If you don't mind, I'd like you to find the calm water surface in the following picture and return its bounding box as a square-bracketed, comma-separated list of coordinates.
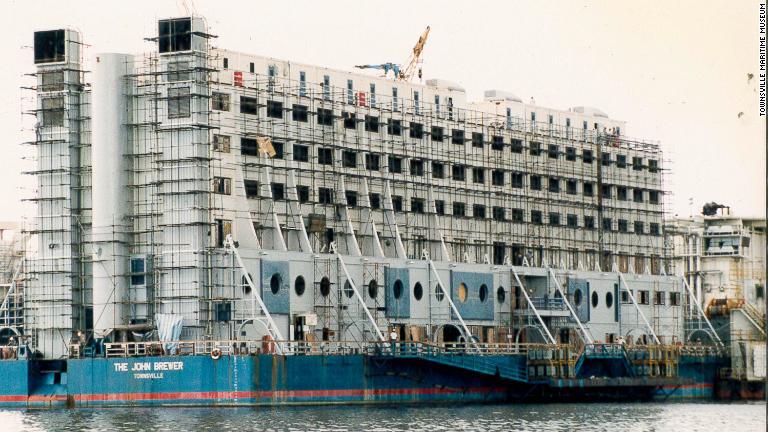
[0, 402, 765, 431]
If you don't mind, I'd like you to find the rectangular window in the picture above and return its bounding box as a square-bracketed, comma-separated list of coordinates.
[292, 104, 308, 122]
[212, 92, 230, 111]
[435, 200, 445, 215]
[271, 183, 285, 200]
[548, 177, 560, 193]
[342, 150, 357, 168]
[633, 189, 644, 203]
[511, 172, 524, 188]
[388, 119, 402, 136]
[584, 216, 595, 230]
[249, 62, 255, 73]
[639, 290, 649, 305]
[473, 204, 486, 219]
[213, 177, 231, 195]
[299, 71, 306, 97]
[214, 219, 232, 248]
[365, 153, 380, 171]
[452, 129, 465, 144]
[240, 96, 259, 115]
[392, 195, 403, 212]
[602, 218, 613, 231]
[565, 146, 576, 161]
[267, 65, 276, 92]
[583, 182, 594, 197]
[293, 144, 309, 162]
[241, 138, 259, 156]
[432, 162, 445, 179]
[168, 87, 191, 118]
[566, 179, 577, 195]
[434, 95, 440, 115]
[347, 79, 354, 104]
[531, 210, 543, 225]
[491, 170, 504, 186]
[410, 122, 425, 139]
[453, 202, 466, 217]
[649, 159, 659, 173]
[492, 206, 505, 221]
[345, 190, 358, 207]
[322, 75, 330, 100]
[548, 144, 559, 159]
[318, 147, 333, 165]
[601, 184, 612, 199]
[430, 125, 443, 141]
[616, 154, 627, 168]
[511, 208, 524, 223]
[530, 175, 542, 191]
[130, 257, 145, 286]
[343, 112, 357, 129]
[369, 193, 381, 209]
[297, 185, 310, 203]
[388, 156, 403, 173]
[649, 190, 660, 204]
[452, 165, 466, 181]
[364, 115, 379, 132]
[369, 83, 376, 107]
[414, 90, 420, 114]
[510, 138, 523, 153]
[582, 149, 594, 164]
[317, 108, 334, 126]
[633, 156, 643, 170]
[410, 159, 425, 176]
[492, 135, 505, 151]
[618, 219, 629, 233]
[634, 221, 645, 235]
[213, 134, 231, 153]
[650, 223, 661, 236]
[621, 290, 631, 304]
[670, 292, 681, 306]
[529, 141, 542, 156]
[549, 212, 561, 226]
[272, 141, 284, 159]
[318, 187, 334, 204]
[266, 100, 283, 118]
[411, 197, 425, 214]
[244, 179, 259, 198]
[567, 214, 578, 228]
[472, 132, 484, 148]
[617, 186, 628, 201]
[472, 168, 485, 184]
[392, 87, 399, 111]
[602, 152, 611, 166]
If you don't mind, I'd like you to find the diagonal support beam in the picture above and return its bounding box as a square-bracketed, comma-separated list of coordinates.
[680, 277, 725, 346]
[618, 272, 660, 345]
[546, 267, 594, 344]
[427, 259, 480, 351]
[511, 266, 556, 344]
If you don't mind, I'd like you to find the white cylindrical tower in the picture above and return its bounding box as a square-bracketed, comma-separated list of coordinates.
[91, 52, 132, 339]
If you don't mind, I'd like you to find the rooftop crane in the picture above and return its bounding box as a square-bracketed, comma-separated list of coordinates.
[354, 26, 431, 82]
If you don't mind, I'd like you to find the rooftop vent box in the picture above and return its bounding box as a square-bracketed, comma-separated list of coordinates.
[483, 90, 522, 103]
[159, 17, 192, 53]
[34, 30, 66, 64]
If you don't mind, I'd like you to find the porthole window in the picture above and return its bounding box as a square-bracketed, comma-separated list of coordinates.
[574, 289, 582, 306]
[435, 284, 445, 301]
[294, 276, 306, 296]
[343, 280, 354, 298]
[270, 273, 282, 295]
[320, 277, 331, 297]
[368, 280, 378, 299]
[241, 274, 252, 295]
[591, 291, 599, 308]
[457, 283, 468, 303]
[479, 284, 488, 302]
[497, 286, 505, 304]
[414, 282, 423, 301]
[606, 291, 614, 308]
[393, 279, 404, 299]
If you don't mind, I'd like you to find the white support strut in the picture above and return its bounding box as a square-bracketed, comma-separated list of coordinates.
[680, 277, 725, 347]
[617, 272, 661, 345]
[225, 235, 285, 354]
[511, 267, 556, 344]
[546, 267, 594, 344]
[332, 243, 387, 342]
[427, 259, 480, 351]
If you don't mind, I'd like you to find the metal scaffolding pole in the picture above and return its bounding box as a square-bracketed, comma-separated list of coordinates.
[332, 243, 386, 342]
[618, 272, 660, 344]
[546, 267, 594, 344]
[511, 266, 556, 344]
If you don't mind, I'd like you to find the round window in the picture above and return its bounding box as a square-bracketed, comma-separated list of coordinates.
[606, 291, 614, 308]
[414, 282, 423, 301]
[479, 284, 488, 303]
[574, 289, 582, 306]
[393, 279, 404, 299]
[591, 291, 599, 308]
[344, 280, 354, 298]
[497, 286, 506, 304]
[435, 284, 445, 301]
[458, 283, 468, 303]
[368, 280, 378, 299]
[294, 276, 306, 296]
[270, 273, 282, 295]
[241, 274, 252, 295]
[320, 277, 331, 297]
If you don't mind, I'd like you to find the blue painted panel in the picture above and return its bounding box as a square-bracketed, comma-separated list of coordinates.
[450, 271, 494, 320]
[260, 261, 290, 314]
[568, 278, 590, 322]
[385, 267, 410, 318]
[0, 360, 28, 396]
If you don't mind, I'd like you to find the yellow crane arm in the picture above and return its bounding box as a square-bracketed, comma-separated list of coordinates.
[399, 26, 431, 82]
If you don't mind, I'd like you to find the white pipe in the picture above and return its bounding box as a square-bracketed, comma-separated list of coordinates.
[680, 277, 725, 346]
[511, 267, 556, 344]
[332, 244, 386, 342]
[427, 259, 480, 351]
[617, 273, 661, 344]
[546, 267, 594, 344]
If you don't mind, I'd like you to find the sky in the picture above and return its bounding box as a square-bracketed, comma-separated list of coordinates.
[0, 0, 765, 224]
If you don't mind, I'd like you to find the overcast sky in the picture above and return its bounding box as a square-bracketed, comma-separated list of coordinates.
[0, 0, 765, 224]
